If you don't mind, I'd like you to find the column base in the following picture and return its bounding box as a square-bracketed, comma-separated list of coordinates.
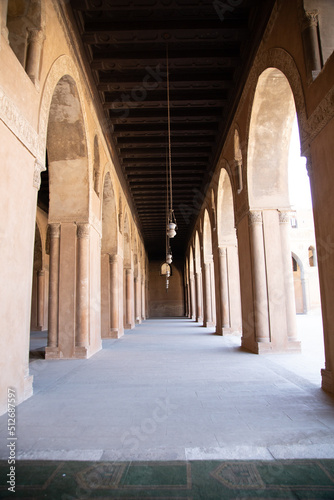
[287, 340, 302, 353]
[45, 346, 60, 359]
[103, 329, 124, 339]
[203, 321, 215, 327]
[45, 345, 102, 359]
[321, 368, 334, 393]
[241, 338, 301, 354]
[74, 346, 89, 359]
[125, 323, 135, 330]
[215, 326, 236, 336]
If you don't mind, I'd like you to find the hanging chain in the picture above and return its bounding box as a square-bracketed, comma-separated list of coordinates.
[166, 145, 169, 259]
[166, 45, 173, 216]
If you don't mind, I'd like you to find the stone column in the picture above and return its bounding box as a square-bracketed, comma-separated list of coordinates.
[195, 270, 203, 322]
[203, 262, 213, 326]
[47, 224, 60, 348]
[145, 279, 149, 319]
[301, 277, 310, 314]
[0, 0, 9, 42]
[26, 28, 45, 89]
[141, 277, 145, 320]
[135, 276, 142, 324]
[301, 10, 322, 82]
[37, 269, 45, 330]
[279, 212, 298, 341]
[210, 261, 216, 324]
[186, 280, 191, 318]
[76, 224, 89, 349]
[249, 211, 270, 343]
[190, 274, 196, 320]
[126, 268, 135, 329]
[109, 254, 119, 335]
[218, 247, 230, 329]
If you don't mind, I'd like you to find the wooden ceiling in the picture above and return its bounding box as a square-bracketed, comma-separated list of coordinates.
[69, 0, 275, 259]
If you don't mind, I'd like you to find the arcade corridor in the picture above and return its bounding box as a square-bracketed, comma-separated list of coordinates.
[1, 315, 333, 462]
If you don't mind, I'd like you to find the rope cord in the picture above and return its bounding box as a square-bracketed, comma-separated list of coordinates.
[166, 45, 173, 214]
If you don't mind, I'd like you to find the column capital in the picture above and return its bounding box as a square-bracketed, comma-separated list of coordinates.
[218, 247, 227, 257]
[279, 211, 290, 224]
[27, 27, 46, 44]
[109, 254, 120, 264]
[248, 210, 262, 226]
[37, 269, 45, 277]
[49, 223, 60, 239]
[302, 9, 319, 31]
[77, 223, 90, 239]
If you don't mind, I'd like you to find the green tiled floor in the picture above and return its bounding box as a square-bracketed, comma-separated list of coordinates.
[1, 460, 334, 499]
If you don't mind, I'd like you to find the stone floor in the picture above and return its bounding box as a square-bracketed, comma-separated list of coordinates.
[1, 311, 334, 462]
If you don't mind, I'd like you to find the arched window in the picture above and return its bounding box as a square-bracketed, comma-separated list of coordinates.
[308, 246, 317, 267]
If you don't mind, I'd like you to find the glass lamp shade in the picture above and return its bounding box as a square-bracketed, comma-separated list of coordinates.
[166, 253, 172, 264]
[167, 222, 176, 238]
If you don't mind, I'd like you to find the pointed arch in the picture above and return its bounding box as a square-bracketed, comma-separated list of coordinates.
[101, 171, 118, 255]
[247, 68, 296, 209]
[123, 211, 131, 269]
[217, 167, 237, 246]
[203, 209, 213, 263]
[46, 74, 89, 220]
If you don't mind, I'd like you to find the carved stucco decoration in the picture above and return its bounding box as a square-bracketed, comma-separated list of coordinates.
[0, 84, 40, 158]
[279, 211, 290, 224]
[306, 85, 334, 147]
[248, 210, 263, 226]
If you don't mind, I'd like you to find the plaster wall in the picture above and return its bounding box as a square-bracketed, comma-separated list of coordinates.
[0, 121, 35, 415]
[237, 215, 254, 352]
[308, 118, 334, 389]
[149, 261, 184, 318]
[30, 208, 49, 331]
